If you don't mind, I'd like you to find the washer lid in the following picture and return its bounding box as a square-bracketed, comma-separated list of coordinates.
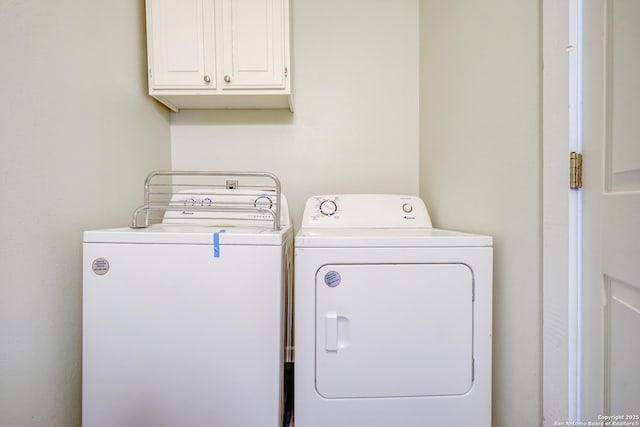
[84, 224, 291, 245]
[295, 227, 492, 248]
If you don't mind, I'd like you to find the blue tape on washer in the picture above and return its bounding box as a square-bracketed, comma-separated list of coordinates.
[213, 229, 226, 257]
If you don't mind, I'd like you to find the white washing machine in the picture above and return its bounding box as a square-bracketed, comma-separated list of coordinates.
[294, 194, 493, 427]
[83, 172, 294, 427]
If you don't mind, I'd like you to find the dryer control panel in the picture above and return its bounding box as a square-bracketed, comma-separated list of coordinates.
[301, 194, 432, 228]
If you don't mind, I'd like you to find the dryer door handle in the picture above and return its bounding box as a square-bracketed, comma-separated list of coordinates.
[325, 312, 338, 352]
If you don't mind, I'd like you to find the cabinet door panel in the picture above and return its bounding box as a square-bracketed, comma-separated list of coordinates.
[148, 0, 216, 89]
[221, 0, 286, 89]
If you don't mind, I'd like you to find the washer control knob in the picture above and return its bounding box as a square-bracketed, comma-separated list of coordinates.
[184, 197, 197, 206]
[254, 195, 273, 209]
[319, 199, 338, 216]
[402, 203, 413, 213]
[201, 197, 213, 206]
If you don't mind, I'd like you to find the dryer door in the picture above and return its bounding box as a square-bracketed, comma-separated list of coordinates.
[315, 263, 473, 398]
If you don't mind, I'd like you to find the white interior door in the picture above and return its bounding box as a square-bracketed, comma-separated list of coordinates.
[581, 0, 640, 419]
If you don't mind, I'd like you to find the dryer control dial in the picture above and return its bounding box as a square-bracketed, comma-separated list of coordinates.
[319, 199, 338, 216]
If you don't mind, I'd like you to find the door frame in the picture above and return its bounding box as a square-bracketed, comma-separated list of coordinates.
[542, 0, 582, 423]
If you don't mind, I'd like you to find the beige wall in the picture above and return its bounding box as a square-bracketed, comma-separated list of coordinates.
[0, 1, 171, 425]
[170, 0, 420, 227]
[0, 0, 543, 425]
[419, 1, 542, 426]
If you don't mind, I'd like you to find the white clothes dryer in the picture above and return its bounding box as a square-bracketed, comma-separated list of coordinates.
[294, 194, 493, 427]
[83, 172, 294, 427]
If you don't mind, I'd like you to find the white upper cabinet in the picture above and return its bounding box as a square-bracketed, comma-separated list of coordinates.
[145, 0, 291, 111]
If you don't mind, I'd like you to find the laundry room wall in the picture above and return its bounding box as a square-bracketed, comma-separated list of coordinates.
[170, 0, 420, 227]
[419, 1, 542, 426]
[0, 1, 171, 426]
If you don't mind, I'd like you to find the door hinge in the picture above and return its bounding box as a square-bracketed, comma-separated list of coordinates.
[570, 152, 583, 189]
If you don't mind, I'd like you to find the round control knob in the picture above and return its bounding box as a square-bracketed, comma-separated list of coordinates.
[254, 195, 273, 209]
[402, 203, 413, 213]
[184, 197, 197, 206]
[201, 197, 213, 207]
[319, 199, 338, 216]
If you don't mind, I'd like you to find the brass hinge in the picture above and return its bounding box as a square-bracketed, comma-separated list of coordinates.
[570, 152, 583, 189]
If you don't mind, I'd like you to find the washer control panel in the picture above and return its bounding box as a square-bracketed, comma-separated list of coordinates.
[302, 194, 432, 228]
[162, 189, 290, 227]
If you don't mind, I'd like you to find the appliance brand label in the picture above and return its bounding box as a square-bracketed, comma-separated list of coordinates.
[324, 271, 341, 287]
[92, 258, 109, 275]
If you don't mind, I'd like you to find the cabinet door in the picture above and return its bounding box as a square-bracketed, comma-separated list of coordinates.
[220, 0, 287, 89]
[147, 0, 216, 89]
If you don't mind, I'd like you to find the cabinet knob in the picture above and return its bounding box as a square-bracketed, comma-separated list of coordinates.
[203, 75, 211, 84]
[224, 75, 231, 83]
